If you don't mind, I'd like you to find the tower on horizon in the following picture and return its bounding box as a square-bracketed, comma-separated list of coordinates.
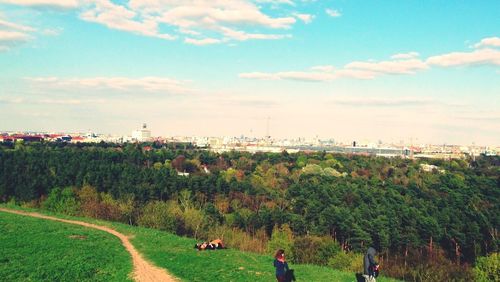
[132, 123, 152, 142]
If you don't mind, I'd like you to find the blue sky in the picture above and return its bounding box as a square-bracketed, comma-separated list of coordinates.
[0, 0, 499, 145]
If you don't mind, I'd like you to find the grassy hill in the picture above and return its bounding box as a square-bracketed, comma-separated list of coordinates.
[0, 211, 132, 281]
[0, 206, 400, 282]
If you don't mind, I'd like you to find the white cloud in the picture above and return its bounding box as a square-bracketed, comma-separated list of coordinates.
[0, 96, 107, 105]
[41, 27, 62, 36]
[0, 0, 80, 9]
[219, 26, 290, 41]
[122, 0, 294, 42]
[0, 18, 35, 32]
[273, 71, 336, 81]
[294, 13, 313, 24]
[239, 67, 376, 82]
[0, 15, 35, 50]
[240, 56, 428, 82]
[178, 28, 200, 36]
[37, 98, 106, 105]
[238, 72, 280, 80]
[38, 99, 83, 105]
[26, 76, 192, 94]
[330, 97, 435, 107]
[184, 37, 222, 45]
[80, 0, 175, 40]
[391, 52, 419, 60]
[254, 0, 295, 5]
[141, 1, 296, 29]
[345, 58, 428, 74]
[427, 48, 500, 67]
[2, 0, 299, 44]
[325, 8, 341, 18]
[310, 65, 334, 72]
[0, 97, 25, 104]
[474, 37, 500, 48]
[0, 13, 64, 50]
[241, 36, 500, 83]
[0, 30, 31, 50]
[334, 69, 377, 80]
[0, 30, 31, 42]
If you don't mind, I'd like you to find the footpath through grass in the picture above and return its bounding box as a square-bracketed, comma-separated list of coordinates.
[114, 224, 390, 282]
[0, 211, 133, 282]
[0, 205, 400, 282]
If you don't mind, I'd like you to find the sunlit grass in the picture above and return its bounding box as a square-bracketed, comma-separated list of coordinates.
[0, 205, 400, 281]
[0, 211, 132, 282]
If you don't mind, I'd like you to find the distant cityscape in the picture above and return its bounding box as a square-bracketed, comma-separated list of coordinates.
[1, 123, 498, 159]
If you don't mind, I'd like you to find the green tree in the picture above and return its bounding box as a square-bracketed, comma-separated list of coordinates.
[267, 224, 294, 262]
[473, 252, 500, 282]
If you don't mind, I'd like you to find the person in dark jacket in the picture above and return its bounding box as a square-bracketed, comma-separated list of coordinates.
[273, 249, 289, 282]
[363, 247, 379, 282]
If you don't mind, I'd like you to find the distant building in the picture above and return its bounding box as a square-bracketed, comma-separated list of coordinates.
[9, 135, 44, 142]
[132, 123, 152, 142]
[420, 163, 445, 173]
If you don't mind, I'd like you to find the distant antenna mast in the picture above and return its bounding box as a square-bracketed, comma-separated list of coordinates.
[265, 116, 270, 139]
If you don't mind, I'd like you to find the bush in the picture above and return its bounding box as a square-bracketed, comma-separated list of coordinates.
[182, 208, 205, 239]
[77, 186, 121, 221]
[137, 201, 177, 232]
[41, 187, 80, 215]
[328, 251, 363, 273]
[267, 224, 294, 262]
[474, 253, 500, 282]
[206, 225, 268, 254]
[78, 185, 100, 218]
[21, 199, 40, 209]
[98, 193, 122, 221]
[383, 248, 475, 282]
[292, 236, 340, 265]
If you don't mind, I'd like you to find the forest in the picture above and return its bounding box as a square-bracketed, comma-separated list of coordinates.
[0, 141, 498, 281]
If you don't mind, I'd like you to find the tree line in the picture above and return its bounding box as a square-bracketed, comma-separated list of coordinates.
[0, 141, 498, 281]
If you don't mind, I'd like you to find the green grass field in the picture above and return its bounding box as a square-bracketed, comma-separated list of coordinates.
[0, 211, 133, 282]
[0, 205, 400, 282]
[114, 224, 398, 282]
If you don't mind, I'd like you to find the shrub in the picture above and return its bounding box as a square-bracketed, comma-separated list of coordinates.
[78, 185, 100, 218]
[21, 198, 41, 209]
[267, 224, 294, 262]
[118, 195, 136, 225]
[99, 193, 122, 221]
[292, 236, 340, 265]
[206, 225, 268, 254]
[382, 248, 475, 282]
[137, 201, 177, 232]
[77, 186, 121, 221]
[474, 253, 499, 282]
[328, 251, 363, 273]
[182, 208, 205, 239]
[42, 187, 80, 215]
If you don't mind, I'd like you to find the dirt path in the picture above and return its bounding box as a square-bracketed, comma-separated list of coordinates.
[0, 208, 178, 282]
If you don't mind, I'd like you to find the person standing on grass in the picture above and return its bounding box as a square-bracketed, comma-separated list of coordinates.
[363, 247, 379, 282]
[273, 249, 289, 282]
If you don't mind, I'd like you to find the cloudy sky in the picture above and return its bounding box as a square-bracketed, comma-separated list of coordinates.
[0, 0, 499, 145]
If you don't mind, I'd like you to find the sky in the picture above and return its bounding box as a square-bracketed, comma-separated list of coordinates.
[0, 0, 499, 145]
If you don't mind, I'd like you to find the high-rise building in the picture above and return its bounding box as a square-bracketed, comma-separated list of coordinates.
[132, 123, 152, 142]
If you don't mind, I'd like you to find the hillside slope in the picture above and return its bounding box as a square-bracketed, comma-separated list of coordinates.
[0, 206, 399, 282]
[0, 211, 132, 281]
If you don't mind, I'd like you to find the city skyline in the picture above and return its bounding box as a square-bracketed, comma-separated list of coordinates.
[1, 1, 499, 145]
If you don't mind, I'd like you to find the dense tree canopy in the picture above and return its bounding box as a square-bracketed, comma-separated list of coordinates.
[0, 141, 498, 279]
